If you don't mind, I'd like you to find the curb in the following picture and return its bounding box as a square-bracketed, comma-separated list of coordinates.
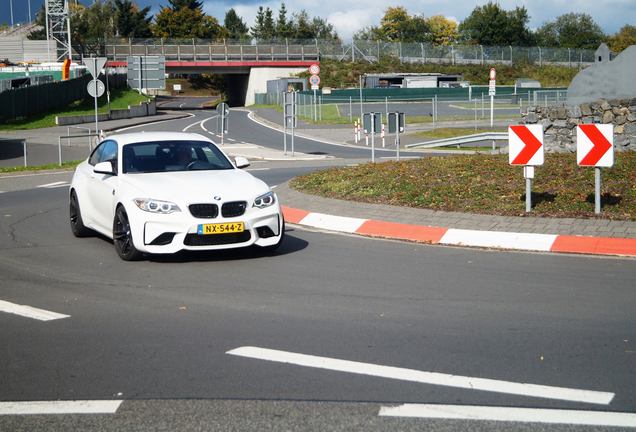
[281, 206, 636, 258]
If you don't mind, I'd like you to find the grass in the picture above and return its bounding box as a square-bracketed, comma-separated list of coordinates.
[0, 88, 150, 131]
[0, 160, 81, 174]
[291, 153, 636, 220]
[412, 128, 502, 139]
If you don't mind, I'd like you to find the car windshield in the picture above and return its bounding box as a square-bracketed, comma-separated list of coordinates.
[122, 140, 234, 174]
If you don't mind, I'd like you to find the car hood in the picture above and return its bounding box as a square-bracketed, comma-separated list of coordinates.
[120, 169, 270, 203]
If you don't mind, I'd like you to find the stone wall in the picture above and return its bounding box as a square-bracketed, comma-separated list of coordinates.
[521, 98, 636, 152]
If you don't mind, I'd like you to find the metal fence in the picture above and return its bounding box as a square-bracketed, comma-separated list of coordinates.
[97, 38, 593, 67]
[0, 73, 127, 124]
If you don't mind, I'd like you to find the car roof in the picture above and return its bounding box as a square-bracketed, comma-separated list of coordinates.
[105, 132, 213, 146]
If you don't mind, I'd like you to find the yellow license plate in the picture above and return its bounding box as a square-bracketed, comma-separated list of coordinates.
[197, 222, 244, 235]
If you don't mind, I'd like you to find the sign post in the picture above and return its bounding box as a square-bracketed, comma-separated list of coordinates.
[388, 112, 405, 161]
[309, 64, 320, 123]
[509, 124, 544, 212]
[363, 112, 381, 162]
[216, 102, 230, 146]
[489, 68, 496, 128]
[577, 124, 614, 214]
[83, 57, 107, 138]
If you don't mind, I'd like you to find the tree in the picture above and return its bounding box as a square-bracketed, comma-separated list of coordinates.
[458, 1, 534, 46]
[607, 25, 636, 52]
[152, 6, 225, 39]
[114, 0, 152, 38]
[224, 8, 249, 40]
[276, 3, 294, 39]
[311, 16, 339, 40]
[251, 6, 275, 40]
[379, 7, 410, 41]
[168, 0, 202, 11]
[69, 1, 117, 55]
[535, 13, 605, 49]
[426, 15, 458, 45]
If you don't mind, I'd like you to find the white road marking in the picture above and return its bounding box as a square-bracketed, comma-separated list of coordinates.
[38, 182, 70, 189]
[246, 168, 270, 171]
[0, 400, 122, 415]
[179, 102, 186, 108]
[298, 213, 367, 233]
[440, 229, 557, 252]
[379, 404, 636, 428]
[227, 347, 614, 405]
[227, 138, 236, 142]
[0, 300, 69, 321]
[0, 171, 71, 179]
[200, 115, 219, 134]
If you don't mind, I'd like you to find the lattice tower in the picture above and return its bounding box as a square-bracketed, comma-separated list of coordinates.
[45, 0, 72, 61]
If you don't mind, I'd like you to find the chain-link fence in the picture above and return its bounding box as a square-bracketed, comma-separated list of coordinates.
[98, 38, 594, 67]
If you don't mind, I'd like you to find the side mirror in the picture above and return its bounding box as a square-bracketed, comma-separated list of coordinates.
[94, 161, 117, 176]
[235, 156, 250, 169]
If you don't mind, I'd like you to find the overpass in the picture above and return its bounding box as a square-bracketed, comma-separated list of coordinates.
[105, 40, 319, 106]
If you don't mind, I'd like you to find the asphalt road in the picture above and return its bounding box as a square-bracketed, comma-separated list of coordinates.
[1, 111, 635, 431]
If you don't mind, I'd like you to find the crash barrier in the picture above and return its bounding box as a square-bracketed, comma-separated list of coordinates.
[406, 132, 508, 150]
[0, 73, 127, 124]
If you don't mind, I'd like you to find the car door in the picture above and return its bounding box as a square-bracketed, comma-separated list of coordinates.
[87, 140, 119, 233]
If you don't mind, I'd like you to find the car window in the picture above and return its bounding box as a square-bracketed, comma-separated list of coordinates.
[89, 140, 117, 166]
[122, 140, 234, 173]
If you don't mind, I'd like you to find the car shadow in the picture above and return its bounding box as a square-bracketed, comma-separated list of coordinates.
[0, 139, 25, 160]
[146, 228, 308, 263]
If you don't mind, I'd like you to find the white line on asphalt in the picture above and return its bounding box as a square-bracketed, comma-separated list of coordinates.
[299, 213, 367, 233]
[179, 102, 186, 108]
[227, 347, 614, 405]
[115, 113, 196, 132]
[246, 168, 270, 171]
[440, 229, 557, 252]
[0, 171, 71, 179]
[227, 138, 236, 142]
[37, 181, 68, 188]
[0, 400, 122, 415]
[200, 114, 219, 134]
[0, 300, 70, 321]
[378, 404, 636, 428]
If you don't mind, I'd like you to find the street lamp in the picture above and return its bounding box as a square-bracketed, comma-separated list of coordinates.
[9, 0, 14, 28]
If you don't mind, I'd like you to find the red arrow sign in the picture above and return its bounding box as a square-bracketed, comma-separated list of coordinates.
[578, 124, 613, 166]
[510, 125, 543, 165]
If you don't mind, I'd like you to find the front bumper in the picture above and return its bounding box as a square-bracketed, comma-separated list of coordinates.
[128, 202, 283, 254]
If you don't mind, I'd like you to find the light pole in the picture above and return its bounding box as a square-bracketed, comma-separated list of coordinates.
[9, 0, 14, 28]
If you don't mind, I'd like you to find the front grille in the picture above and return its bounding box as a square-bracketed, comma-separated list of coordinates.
[189, 203, 218, 218]
[184, 231, 251, 246]
[221, 201, 247, 218]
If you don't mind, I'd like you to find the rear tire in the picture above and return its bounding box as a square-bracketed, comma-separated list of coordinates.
[113, 206, 143, 261]
[69, 191, 92, 237]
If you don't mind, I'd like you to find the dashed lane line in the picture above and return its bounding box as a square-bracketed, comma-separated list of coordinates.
[379, 404, 636, 428]
[227, 346, 614, 405]
[0, 300, 70, 321]
[0, 400, 122, 415]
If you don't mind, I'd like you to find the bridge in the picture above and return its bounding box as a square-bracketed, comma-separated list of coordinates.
[104, 40, 319, 105]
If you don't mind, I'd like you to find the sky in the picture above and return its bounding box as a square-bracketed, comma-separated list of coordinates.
[2, 0, 634, 41]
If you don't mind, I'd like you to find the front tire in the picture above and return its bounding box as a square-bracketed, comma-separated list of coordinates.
[113, 206, 143, 261]
[69, 191, 92, 237]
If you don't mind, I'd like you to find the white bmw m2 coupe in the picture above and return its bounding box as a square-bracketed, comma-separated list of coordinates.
[69, 132, 284, 260]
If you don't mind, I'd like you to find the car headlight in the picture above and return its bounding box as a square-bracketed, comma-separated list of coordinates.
[253, 191, 276, 209]
[133, 198, 181, 214]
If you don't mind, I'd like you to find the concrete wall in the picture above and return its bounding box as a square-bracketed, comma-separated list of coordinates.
[567, 45, 636, 105]
[0, 38, 57, 63]
[56, 99, 157, 126]
[245, 67, 306, 106]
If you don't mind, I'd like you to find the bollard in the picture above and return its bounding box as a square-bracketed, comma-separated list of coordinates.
[381, 123, 385, 148]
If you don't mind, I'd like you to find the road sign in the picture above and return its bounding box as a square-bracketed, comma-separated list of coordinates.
[489, 68, 496, 80]
[508, 125, 544, 166]
[309, 75, 320, 86]
[388, 112, 405, 134]
[216, 102, 230, 117]
[126, 56, 166, 90]
[87, 79, 105, 98]
[362, 112, 381, 134]
[173, 84, 182, 92]
[577, 124, 613, 167]
[488, 80, 496, 96]
[309, 64, 320, 75]
[83, 57, 107, 79]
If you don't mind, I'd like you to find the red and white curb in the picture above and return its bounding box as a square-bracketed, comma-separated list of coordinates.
[282, 206, 636, 258]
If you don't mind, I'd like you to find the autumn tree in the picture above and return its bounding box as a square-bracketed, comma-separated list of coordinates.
[426, 15, 457, 45]
[607, 25, 636, 52]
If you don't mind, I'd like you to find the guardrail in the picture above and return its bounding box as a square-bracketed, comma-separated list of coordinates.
[406, 132, 508, 150]
[57, 133, 100, 165]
